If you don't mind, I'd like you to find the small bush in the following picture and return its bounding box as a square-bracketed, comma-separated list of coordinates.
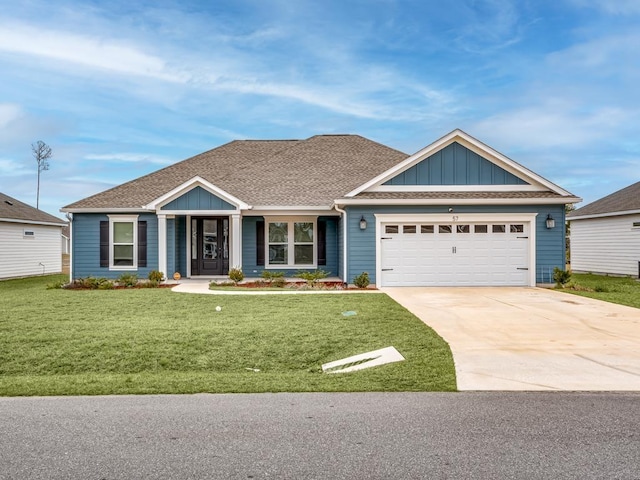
[553, 267, 571, 288]
[228, 267, 244, 285]
[353, 272, 370, 289]
[272, 277, 287, 288]
[117, 273, 138, 287]
[148, 270, 164, 282]
[69, 277, 114, 290]
[295, 269, 328, 287]
[140, 280, 160, 288]
[261, 270, 285, 285]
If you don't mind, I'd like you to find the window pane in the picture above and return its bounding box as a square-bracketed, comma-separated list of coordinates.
[385, 225, 399, 234]
[510, 224, 524, 233]
[294, 245, 314, 264]
[457, 225, 470, 233]
[474, 225, 488, 233]
[403, 225, 416, 234]
[294, 222, 314, 243]
[269, 245, 288, 264]
[421, 225, 434, 233]
[493, 225, 506, 233]
[269, 222, 288, 243]
[113, 245, 133, 265]
[439, 225, 452, 233]
[114, 222, 133, 243]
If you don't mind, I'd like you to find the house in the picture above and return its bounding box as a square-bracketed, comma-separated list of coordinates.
[61, 224, 71, 255]
[61, 129, 580, 287]
[567, 181, 640, 277]
[0, 192, 66, 279]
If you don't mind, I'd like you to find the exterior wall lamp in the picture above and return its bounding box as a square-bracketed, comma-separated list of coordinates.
[359, 216, 367, 230]
[546, 214, 555, 229]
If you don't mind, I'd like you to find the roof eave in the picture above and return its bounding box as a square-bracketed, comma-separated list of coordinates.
[335, 196, 581, 206]
[0, 217, 67, 227]
[568, 209, 640, 221]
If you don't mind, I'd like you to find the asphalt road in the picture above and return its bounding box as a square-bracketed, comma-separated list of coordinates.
[1, 392, 638, 479]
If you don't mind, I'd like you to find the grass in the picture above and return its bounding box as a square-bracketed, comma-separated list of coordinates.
[560, 273, 640, 309]
[0, 275, 456, 396]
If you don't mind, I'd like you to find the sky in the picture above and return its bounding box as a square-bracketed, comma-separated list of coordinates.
[1, 0, 639, 218]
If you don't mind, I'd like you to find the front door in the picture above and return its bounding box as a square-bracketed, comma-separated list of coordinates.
[191, 217, 229, 275]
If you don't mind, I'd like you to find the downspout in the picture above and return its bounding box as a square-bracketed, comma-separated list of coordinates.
[65, 212, 73, 282]
[333, 204, 348, 285]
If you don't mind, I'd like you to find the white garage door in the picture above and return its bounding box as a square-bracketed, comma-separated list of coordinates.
[380, 221, 530, 286]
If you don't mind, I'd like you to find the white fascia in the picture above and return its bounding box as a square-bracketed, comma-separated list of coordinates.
[60, 207, 149, 213]
[335, 197, 581, 206]
[0, 217, 67, 227]
[346, 129, 578, 198]
[251, 206, 336, 217]
[568, 209, 640, 221]
[143, 176, 250, 211]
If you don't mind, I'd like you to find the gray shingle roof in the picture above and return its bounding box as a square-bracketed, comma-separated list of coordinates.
[567, 181, 640, 217]
[0, 192, 66, 225]
[64, 135, 409, 209]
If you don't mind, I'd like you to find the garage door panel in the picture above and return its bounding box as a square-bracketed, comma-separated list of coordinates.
[380, 221, 530, 287]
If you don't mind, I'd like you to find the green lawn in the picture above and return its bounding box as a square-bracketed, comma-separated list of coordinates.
[561, 273, 640, 309]
[0, 275, 456, 396]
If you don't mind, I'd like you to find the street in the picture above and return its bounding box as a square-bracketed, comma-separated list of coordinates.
[1, 392, 638, 479]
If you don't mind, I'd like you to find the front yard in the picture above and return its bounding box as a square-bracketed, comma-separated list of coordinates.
[562, 273, 640, 309]
[0, 275, 456, 396]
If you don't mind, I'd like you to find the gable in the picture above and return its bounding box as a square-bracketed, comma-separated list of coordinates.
[383, 142, 528, 186]
[160, 186, 236, 211]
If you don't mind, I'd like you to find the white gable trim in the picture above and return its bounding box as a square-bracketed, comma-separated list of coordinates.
[143, 176, 250, 211]
[346, 129, 575, 198]
[568, 209, 640, 221]
[371, 184, 544, 193]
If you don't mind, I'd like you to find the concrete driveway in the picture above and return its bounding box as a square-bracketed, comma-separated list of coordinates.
[383, 287, 640, 391]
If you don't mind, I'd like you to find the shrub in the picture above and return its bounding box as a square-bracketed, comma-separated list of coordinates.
[272, 277, 287, 288]
[148, 270, 164, 282]
[140, 280, 160, 288]
[117, 273, 138, 287]
[228, 267, 244, 285]
[553, 267, 571, 288]
[261, 270, 285, 283]
[295, 269, 328, 287]
[69, 277, 114, 290]
[353, 272, 370, 289]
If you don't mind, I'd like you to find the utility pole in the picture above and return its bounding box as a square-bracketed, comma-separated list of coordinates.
[32, 140, 52, 210]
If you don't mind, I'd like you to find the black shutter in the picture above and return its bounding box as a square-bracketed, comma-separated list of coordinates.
[317, 220, 326, 266]
[138, 221, 147, 268]
[256, 220, 265, 266]
[99, 221, 109, 267]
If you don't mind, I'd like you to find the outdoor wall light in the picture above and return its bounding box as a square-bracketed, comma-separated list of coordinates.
[359, 216, 367, 230]
[546, 214, 555, 229]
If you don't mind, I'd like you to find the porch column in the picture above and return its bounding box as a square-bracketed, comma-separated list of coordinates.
[157, 213, 167, 278]
[230, 213, 241, 269]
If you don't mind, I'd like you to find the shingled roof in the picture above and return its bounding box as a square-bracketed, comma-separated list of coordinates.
[0, 192, 66, 225]
[63, 135, 409, 210]
[568, 181, 640, 218]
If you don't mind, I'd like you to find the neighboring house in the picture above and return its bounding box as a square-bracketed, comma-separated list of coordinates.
[61, 224, 71, 254]
[0, 192, 66, 279]
[62, 129, 580, 287]
[567, 181, 640, 277]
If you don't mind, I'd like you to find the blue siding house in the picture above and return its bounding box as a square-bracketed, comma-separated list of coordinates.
[62, 130, 580, 287]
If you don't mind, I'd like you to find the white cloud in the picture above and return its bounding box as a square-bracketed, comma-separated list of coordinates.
[84, 153, 174, 165]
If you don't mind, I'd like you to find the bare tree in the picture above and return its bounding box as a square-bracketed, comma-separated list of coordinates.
[31, 140, 52, 210]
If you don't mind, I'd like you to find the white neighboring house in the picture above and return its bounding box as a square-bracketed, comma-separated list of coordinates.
[0, 192, 67, 279]
[568, 181, 640, 277]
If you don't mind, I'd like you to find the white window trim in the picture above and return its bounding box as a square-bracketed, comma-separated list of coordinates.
[108, 214, 139, 271]
[265, 216, 317, 269]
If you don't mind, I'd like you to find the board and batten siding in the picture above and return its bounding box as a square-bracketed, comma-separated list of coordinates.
[0, 221, 62, 279]
[570, 214, 640, 277]
[345, 205, 566, 285]
[72, 213, 158, 279]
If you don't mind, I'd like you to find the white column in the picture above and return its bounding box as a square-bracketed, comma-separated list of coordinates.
[230, 213, 242, 268]
[157, 214, 167, 278]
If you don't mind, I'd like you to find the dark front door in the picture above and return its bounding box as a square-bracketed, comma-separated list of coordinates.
[191, 217, 229, 275]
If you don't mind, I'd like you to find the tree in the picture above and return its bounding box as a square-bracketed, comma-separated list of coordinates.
[31, 140, 52, 210]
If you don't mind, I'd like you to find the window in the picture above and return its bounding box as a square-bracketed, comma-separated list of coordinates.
[439, 225, 452, 233]
[457, 225, 470, 233]
[492, 224, 506, 233]
[403, 225, 416, 234]
[109, 215, 138, 270]
[385, 225, 399, 234]
[421, 225, 434, 234]
[474, 225, 488, 233]
[633, 222, 640, 228]
[267, 218, 315, 267]
[510, 224, 524, 233]
[23, 230, 35, 238]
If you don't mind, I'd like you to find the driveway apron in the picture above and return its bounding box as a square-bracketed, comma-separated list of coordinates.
[383, 287, 640, 391]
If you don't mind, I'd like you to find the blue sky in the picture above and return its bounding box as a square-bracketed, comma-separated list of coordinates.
[1, 0, 639, 217]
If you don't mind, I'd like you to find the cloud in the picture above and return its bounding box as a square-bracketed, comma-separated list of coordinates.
[84, 153, 174, 165]
[0, 22, 189, 82]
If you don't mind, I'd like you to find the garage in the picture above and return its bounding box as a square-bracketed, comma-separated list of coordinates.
[377, 214, 535, 287]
